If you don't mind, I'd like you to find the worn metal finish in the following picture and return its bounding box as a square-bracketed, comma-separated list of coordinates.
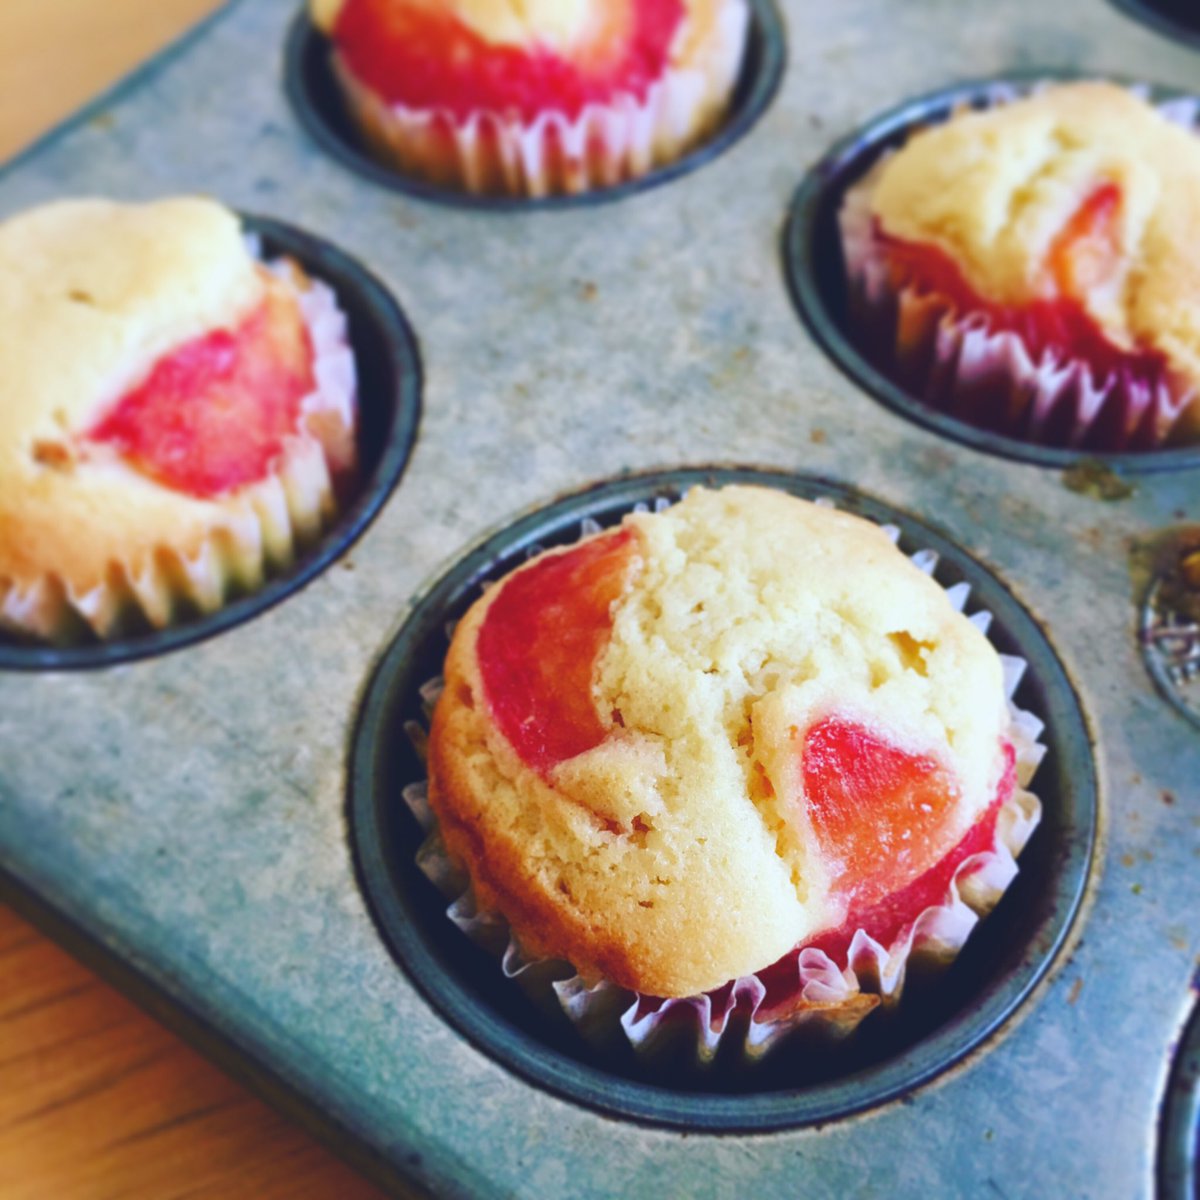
[0, 1, 1197, 1197]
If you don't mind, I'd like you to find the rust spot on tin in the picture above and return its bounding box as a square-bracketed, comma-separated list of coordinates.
[577, 281, 598, 302]
[1067, 978, 1083, 1005]
[810, 428, 827, 445]
[1121, 853, 1136, 868]
[1062, 459, 1135, 501]
[1163, 790, 1177, 806]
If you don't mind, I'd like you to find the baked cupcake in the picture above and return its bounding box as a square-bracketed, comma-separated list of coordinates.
[0, 197, 357, 643]
[424, 486, 1042, 1058]
[309, 0, 749, 197]
[839, 82, 1200, 451]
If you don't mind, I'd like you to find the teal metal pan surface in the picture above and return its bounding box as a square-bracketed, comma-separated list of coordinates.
[0, 1, 1197, 1196]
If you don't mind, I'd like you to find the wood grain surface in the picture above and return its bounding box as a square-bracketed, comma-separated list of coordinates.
[0, 4, 392, 1197]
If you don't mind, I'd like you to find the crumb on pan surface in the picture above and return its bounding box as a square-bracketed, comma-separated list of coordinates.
[429, 486, 1015, 998]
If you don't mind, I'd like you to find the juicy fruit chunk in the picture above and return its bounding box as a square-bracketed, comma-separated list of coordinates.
[802, 718, 962, 910]
[331, 0, 684, 122]
[477, 529, 638, 775]
[801, 735, 1017, 968]
[878, 181, 1165, 387]
[1048, 182, 1122, 300]
[87, 282, 315, 499]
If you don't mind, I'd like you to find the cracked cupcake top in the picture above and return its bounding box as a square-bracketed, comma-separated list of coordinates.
[0, 197, 325, 615]
[429, 486, 1015, 998]
[866, 83, 1200, 391]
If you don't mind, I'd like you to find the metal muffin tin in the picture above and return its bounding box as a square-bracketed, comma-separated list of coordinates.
[0, 1, 1197, 1196]
[1109, 0, 1200, 50]
[1159, 983, 1200, 1200]
[351, 466, 1097, 1131]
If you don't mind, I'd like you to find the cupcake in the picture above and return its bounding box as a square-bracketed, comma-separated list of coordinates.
[0, 197, 357, 643]
[839, 82, 1200, 451]
[309, 0, 750, 197]
[423, 486, 1042, 1060]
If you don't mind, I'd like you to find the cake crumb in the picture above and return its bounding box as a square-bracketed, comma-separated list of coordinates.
[1062, 460, 1135, 501]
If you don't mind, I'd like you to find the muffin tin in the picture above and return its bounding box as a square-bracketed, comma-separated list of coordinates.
[0, 1, 1197, 1197]
[1110, 0, 1200, 49]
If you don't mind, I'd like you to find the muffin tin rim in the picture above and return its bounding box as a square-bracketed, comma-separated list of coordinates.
[282, 0, 788, 212]
[784, 69, 1200, 475]
[1157, 980, 1200, 1200]
[348, 463, 1100, 1133]
[0, 211, 423, 673]
[1107, 0, 1200, 49]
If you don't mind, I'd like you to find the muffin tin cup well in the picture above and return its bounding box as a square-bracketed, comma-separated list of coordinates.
[349, 466, 1099, 1132]
[1141, 575, 1200, 732]
[1109, 0, 1200, 49]
[0, 214, 422, 672]
[283, 0, 786, 211]
[783, 72, 1200, 474]
[1159, 984, 1200, 1200]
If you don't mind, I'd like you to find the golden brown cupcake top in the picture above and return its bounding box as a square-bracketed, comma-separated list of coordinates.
[0, 197, 320, 617]
[429, 486, 1015, 998]
[310, 0, 731, 122]
[868, 83, 1200, 388]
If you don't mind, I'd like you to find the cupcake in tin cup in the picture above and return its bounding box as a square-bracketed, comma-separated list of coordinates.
[0, 197, 357, 643]
[839, 82, 1200, 452]
[309, 0, 750, 197]
[414, 486, 1043, 1064]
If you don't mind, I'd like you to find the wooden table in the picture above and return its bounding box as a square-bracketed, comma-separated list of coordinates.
[0, 5, 390, 1196]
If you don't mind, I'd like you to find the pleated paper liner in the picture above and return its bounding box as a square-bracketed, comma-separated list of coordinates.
[401, 493, 1045, 1069]
[285, 0, 785, 209]
[0, 215, 421, 670]
[784, 74, 1200, 472]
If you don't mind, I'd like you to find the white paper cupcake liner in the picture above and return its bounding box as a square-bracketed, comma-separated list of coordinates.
[401, 494, 1046, 1068]
[838, 85, 1200, 451]
[332, 0, 749, 198]
[0, 255, 358, 643]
